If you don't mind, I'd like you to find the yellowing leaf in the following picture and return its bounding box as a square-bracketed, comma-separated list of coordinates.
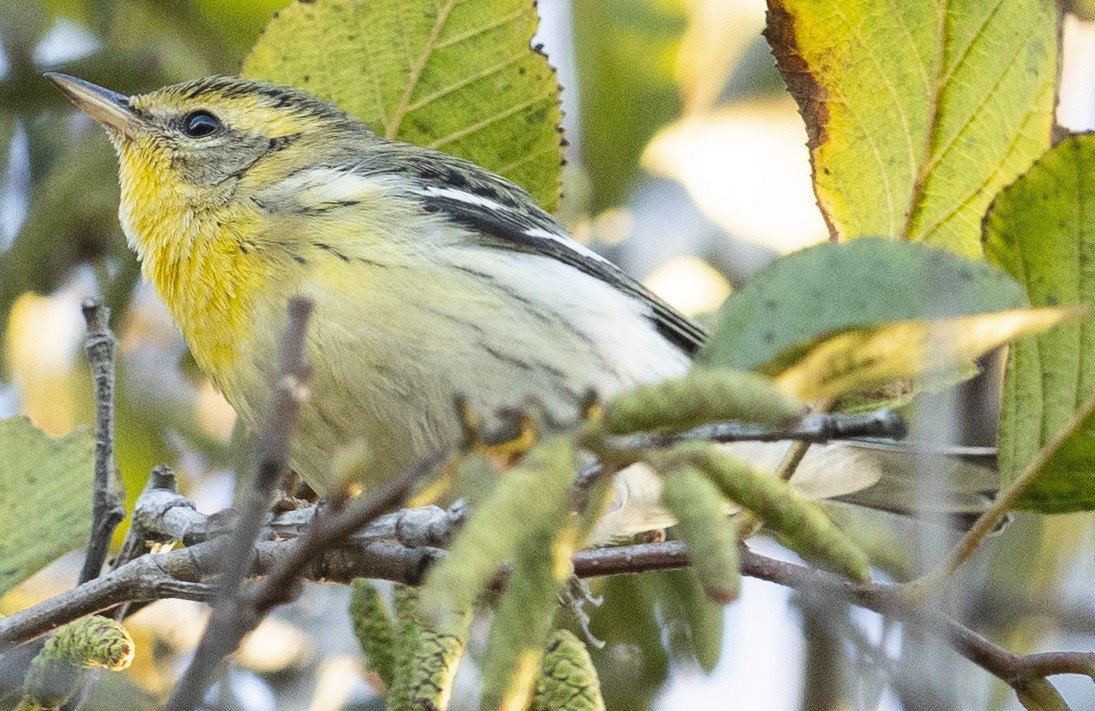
[766, 0, 1057, 257]
[985, 134, 1095, 511]
[242, 0, 563, 209]
[0, 418, 94, 596]
[699, 239, 1029, 375]
[775, 307, 1080, 402]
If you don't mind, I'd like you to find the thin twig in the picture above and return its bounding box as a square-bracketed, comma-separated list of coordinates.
[249, 456, 435, 612]
[160, 297, 314, 711]
[908, 394, 1095, 602]
[611, 409, 907, 450]
[160, 463, 428, 711]
[78, 299, 125, 585]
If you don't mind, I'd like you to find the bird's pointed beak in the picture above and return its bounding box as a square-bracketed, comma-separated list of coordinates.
[44, 72, 141, 136]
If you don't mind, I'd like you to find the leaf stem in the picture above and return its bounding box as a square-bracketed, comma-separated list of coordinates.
[906, 394, 1095, 603]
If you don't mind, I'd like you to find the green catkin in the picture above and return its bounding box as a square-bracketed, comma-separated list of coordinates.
[386, 576, 473, 710]
[480, 521, 577, 711]
[531, 630, 605, 711]
[660, 465, 742, 603]
[404, 608, 472, 710]
[688, 446, 871, 582]
[601, 368, 803, 435]
[1015, 678, 1070, 711]
[387, 584, 422, 711]
[348, 579, 398, 688]
[417, 437, 578, 631]
[18, 616, 134, 711]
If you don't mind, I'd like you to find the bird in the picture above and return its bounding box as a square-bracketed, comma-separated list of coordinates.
[44, 73, 993, 541]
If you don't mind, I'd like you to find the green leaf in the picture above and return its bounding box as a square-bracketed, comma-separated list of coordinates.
[985, 134, 1095, 511]
[0, 418, 94, 596]
[571, 0, 686, 210]
[1017, 397, 1095, 510]
[196, 0, 284, 53]
[766, 0, 1057, 257]
[241, 0, 563, 210]
[699, 239, 1033, 381]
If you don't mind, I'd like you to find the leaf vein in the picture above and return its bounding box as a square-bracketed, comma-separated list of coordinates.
[405, 52, 528, 113]
[427, 92, 555, 149]
[434, 6, 526, 50]
[386, 0, 460, 138]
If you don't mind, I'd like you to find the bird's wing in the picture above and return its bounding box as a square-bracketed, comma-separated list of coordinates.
[368, 148, 708, 355]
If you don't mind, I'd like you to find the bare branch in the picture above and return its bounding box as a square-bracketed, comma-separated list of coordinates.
[131, 468, 462, 549]
[4, 526, 1094, 702]
[610, 408, 907, 450]
[78, 299, 125, 585]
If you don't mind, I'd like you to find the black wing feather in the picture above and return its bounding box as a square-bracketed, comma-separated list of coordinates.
[419, 188, 707, 355]
[357, 146, 708, 355]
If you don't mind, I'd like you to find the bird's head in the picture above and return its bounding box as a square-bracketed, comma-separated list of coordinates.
[46, 73, 367, 207]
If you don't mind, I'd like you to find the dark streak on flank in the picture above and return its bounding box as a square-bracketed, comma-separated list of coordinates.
[422, 305, 486, 336]
[315, 242, 350, 261]
[292, 254, 307, 265]
[482, 344, 533, 372]
[295, 200, 361, 216]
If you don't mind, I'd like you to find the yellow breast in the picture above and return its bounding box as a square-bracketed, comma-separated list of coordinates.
[116, 142, 271, 377]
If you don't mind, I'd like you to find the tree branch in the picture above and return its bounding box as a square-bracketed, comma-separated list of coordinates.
[4, 536, 1093, 698]
[608, 408, 907, 450]
[77, 299, 125, 585]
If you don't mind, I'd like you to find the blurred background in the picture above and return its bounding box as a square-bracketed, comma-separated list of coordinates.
[2, 0, 1095, 709]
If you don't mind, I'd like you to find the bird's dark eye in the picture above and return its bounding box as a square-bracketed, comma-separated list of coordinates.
[182, 111, 222, 138]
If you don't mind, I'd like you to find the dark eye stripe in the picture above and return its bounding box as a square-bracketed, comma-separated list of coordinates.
[182, 111, 222, 138]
